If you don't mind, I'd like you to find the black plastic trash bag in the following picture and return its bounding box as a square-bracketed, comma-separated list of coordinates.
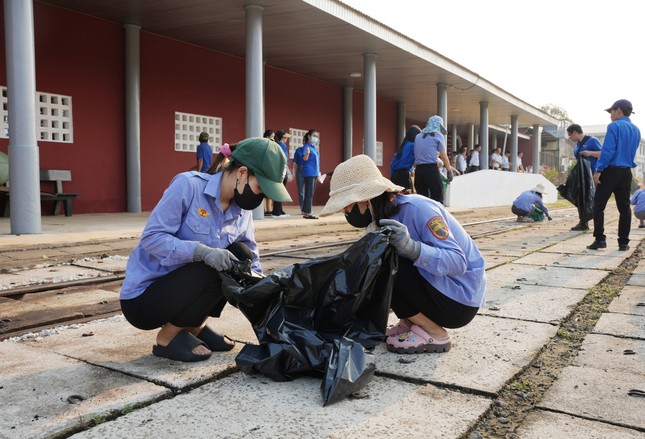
[557, 157, 595, 222]
[219, 230, 397, 406]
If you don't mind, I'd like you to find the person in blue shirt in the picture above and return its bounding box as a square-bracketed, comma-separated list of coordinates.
[588, 99, 642, 251]
[271, 130, 292, 217]
[413, 116, 453, 204]
[390, 125, 420, 191]
[631, 182, 645, 228]
[293, 129, 321, 219]
[566, 124, 602, 231]
[319, 155, 486, 354]
[120, 137, 291, 362]
[195, 132, 213, 172]
[512, 184, 552, 223]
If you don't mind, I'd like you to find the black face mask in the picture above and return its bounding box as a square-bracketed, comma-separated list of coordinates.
[234, 179, 264, 210]
[345, 203, 373, 228]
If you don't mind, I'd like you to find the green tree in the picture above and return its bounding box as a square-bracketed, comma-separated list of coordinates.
[541, 104, 573, 126]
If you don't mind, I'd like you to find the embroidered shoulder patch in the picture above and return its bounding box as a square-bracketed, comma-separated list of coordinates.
[197, 207, 210, 217]
[427, 216, 449, 240]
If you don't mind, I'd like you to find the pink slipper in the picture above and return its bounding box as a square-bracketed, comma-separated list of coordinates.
[385, 318, 412, 336]
[386, 324, 451, 354]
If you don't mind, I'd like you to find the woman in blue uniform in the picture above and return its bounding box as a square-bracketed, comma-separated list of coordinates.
[120, 138, 291, 362]
[413, 115, 453, 204]
[390, 125, 421, 191]
[320, 155, 486, 354]
[293, 129, 321, 219]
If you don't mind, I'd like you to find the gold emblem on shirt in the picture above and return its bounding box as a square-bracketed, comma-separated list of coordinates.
[427, 216, 449, 240]
[197, 207, 210, 217]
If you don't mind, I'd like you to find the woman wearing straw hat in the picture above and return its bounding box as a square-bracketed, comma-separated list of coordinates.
[511, 184, 552, 223]
[120, 137, 291, 362]
[320, 155, 486, 354]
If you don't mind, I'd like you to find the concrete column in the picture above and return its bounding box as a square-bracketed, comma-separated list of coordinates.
[343, 86, 353, 161]
[245, 4, 265, 219]
[467, 123, 475, 150]
[124, 24, 141, 213]
[532, 124, 541, 174]
[490, 134, 498, 149]
[510, 115, 519, 172]
[436, 83, 448, 126]
[363, 53, 377, 160]
[451, 124, 458, 152]
[5, 0, 41, 233]
[396, 101, 406, 147]
[479, 102, 489, 170]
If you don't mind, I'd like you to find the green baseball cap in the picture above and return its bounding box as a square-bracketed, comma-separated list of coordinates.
[232, 137, 292, 202]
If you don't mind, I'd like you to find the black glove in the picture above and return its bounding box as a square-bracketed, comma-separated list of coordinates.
[547, 215, 553, 221]
[446, 171, 454, 182]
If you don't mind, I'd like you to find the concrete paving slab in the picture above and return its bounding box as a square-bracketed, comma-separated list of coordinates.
[18, 306, 256, 392]
[71, 256, 128, 274]
[574, 334, 644, 376]
[486, 263, 609, 290]
[0, 340, 170, 439]
[518, 409, 644, 439]
[68, 373, 491, 439]
[0, 265, 115, 291]
[540, 233, 621, 255]
[608, 285, 645, 316]
[479, 250, 516, 269]
[626, 273, 645, 286]
[512, 251, 628, 270]
[593, 312, 645, 339]
[479, 283, 587, 323]
[537, 365, 645, 430]
[378, 314, 558, 395]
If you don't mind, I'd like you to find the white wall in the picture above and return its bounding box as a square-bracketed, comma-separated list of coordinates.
[446, 170, 558, 208]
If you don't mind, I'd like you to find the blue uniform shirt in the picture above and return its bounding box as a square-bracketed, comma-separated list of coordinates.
[595, 116, 641, 172]
[513, 190, 549, 216]
[294, 142, 320, 177]
[632, 189, 645, 214]
[414, 132, 445, 165]
[278, 141, 289, 162]
[196, 142, 213, 172]
[120, 171, 260, 300]
[573, 136, 602, 172]
[391, 194, 486, 308]
[390, 141, 415, 175]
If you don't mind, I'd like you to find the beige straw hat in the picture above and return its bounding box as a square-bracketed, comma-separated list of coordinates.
[319, 155, 404, 217]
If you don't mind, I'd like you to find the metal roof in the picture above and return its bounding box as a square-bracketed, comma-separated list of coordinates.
[40, 0, 559, 128]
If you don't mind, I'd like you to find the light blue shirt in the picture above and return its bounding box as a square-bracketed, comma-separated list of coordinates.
[513, 190, 549, 216]
[632, 189, 645, 214]
[392, 194, 486, 308]
[414, 132, 445, 165]
[596, 116, 641, 172]
[120, 171, 260, 300]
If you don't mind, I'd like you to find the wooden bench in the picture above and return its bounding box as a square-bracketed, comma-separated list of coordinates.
[2, 169, 78, 217]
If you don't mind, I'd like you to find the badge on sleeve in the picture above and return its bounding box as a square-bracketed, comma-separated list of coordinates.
[427, 216, 449, 240]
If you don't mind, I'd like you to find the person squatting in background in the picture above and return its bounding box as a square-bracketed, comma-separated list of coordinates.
[319, 155, 486, 354]
[632, 181, 645, 228]
[512, 183, 552, 223]
[390, 125, 421, 191]
[120, 137, 291, 362]
[413, 116, 453, 204]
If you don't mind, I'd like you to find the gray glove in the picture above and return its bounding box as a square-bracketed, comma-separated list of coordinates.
[446, 171, 454, 182]
[379, 219, 421, 260]
[193, 243, 238, 271]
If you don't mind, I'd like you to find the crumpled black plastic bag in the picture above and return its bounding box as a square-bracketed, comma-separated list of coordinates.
[219, 230, 397, 406]
[557, 157, 595, 222]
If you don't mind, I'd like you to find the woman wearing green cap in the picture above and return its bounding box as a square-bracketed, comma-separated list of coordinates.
[120, 137, 292, 362]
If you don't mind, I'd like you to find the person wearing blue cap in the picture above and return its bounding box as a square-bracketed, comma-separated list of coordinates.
[120, 137, 291, 362]
[587, 99, 641, 251]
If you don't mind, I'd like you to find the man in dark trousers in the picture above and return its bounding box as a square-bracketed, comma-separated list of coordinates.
[587, 99, 641, 251]
[566, 124, 602, 230]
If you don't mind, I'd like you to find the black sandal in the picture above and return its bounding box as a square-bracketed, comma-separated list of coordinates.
[152, 331, 212, 362]
[197, 325, 235, 351]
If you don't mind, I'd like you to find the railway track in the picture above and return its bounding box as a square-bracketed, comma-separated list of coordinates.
[0, 207, 582, 340]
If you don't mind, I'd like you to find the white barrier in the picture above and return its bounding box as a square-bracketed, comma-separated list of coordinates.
[445, 170, 558, 208]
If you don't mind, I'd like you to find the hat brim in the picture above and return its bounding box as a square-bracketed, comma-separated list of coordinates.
[319, 177, 403, 217]
[256, 173, 292, 202]
[440, 124, 447, 135]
